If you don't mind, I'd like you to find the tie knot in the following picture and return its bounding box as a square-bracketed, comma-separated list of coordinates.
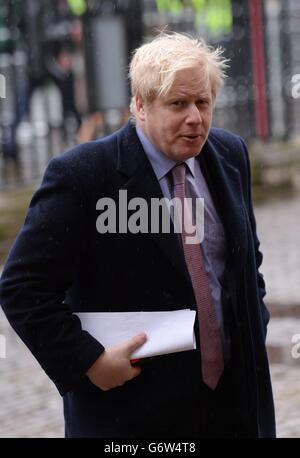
[172, 162, 186, 186]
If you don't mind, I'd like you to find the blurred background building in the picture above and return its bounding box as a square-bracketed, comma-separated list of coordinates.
[0, 0, 300, 187]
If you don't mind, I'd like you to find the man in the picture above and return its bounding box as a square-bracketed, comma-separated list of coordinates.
[0, 33, 275, 437]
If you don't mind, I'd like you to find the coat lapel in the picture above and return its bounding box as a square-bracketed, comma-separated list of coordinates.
[116, 122, 191, 284]
[198, 132, 248, 266]
[198, 133, 249, 320]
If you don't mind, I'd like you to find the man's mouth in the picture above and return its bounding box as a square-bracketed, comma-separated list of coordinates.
[181, 134, 202, 140]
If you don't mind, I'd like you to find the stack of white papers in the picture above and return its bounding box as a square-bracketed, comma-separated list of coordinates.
[76, 309, 196, 358]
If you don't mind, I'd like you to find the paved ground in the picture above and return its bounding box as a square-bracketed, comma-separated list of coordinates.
[0, 312, 64, 438]
[255, 196, 300, 307]
[0, 194, 300, 438]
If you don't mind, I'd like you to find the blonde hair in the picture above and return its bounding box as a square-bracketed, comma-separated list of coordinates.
[129, 32, 228, 116]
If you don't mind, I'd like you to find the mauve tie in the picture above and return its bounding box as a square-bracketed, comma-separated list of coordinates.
[171, 162, 224, 390]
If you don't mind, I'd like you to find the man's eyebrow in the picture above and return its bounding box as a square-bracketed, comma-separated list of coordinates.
[166, 93, 211, 101]
[197, 95, 211, 100]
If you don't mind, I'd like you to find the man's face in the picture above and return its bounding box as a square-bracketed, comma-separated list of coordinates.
[136, 67, 213, 161]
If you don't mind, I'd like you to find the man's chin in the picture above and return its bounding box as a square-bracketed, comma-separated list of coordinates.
[178, 146, 203, 160]
[167, 151, 199, 161]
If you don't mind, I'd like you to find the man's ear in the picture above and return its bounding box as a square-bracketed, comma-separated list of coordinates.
[135, 96, 146, 122]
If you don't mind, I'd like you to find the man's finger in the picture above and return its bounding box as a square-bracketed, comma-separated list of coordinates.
[129, 365, 142, 380]
[124, 333, 147, 356]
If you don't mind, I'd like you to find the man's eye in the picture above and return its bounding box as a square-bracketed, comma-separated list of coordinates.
[197, 99, 209, 106]
[172, 101, 184, 106]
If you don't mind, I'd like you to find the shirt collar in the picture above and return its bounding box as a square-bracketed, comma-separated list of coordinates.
[136, 126, 195, 180]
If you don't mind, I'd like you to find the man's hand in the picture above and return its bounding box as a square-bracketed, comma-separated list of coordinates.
[86, 333, 147, 391]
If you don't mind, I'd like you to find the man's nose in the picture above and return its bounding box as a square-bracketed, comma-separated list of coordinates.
[185, 104, 202, 124]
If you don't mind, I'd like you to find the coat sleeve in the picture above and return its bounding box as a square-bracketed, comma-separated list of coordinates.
[238, 137, 270, 338]
[0, 157, 104, 395]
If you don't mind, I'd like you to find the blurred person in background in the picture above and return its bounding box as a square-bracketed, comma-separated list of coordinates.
[46, 38, 82, 138]
[0, 32, 275, 438]
[19, 0, 82, 136]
